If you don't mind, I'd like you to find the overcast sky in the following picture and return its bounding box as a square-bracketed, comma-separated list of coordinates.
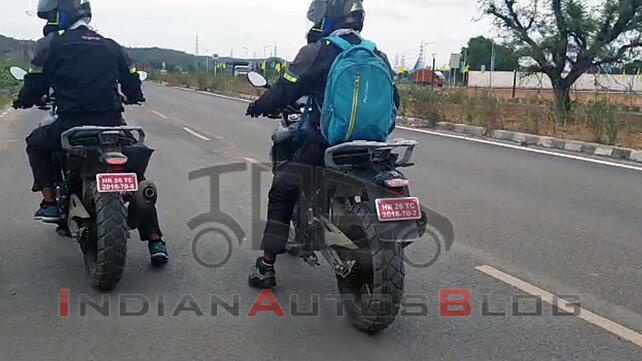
[2, 0, 494, 66]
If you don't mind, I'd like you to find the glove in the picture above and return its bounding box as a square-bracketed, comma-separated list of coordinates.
[246, 101, 262, 118]
[12, 99, 21, 109]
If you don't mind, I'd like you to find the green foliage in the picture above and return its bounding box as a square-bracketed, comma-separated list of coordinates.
[400, 86, 445, 126]
[0, 58, 21, 107]
[466, 36, 518, 71]
[582, 100, 619, 145]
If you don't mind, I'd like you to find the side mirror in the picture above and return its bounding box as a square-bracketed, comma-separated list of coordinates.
[9, 67, 28, 81]
[138, 71, 148, 82]
[247, 71, 268, 88]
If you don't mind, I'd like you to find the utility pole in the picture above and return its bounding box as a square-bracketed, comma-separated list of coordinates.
[431, 54, 437, 91]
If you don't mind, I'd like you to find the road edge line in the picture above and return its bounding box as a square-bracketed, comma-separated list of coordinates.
[475, 265, 642, 348]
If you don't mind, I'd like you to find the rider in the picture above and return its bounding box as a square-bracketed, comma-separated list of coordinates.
[14, 0, 169, 265]
[245, 0, 399, 288]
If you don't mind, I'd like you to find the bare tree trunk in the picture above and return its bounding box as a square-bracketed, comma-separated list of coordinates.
[552, 81, 571, 126]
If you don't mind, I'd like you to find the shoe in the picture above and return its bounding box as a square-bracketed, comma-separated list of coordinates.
[148, 241, 169, 267]
[34, 202, 61, 223]
[248, 257, 276, 289]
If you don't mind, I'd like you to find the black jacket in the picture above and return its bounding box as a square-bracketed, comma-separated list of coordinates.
[18, 26, 144, 114]
[253, 33, 399, 129]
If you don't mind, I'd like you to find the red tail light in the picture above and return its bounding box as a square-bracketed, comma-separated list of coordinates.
[384, 179, 410, 188]
[105, 157, 128, 165]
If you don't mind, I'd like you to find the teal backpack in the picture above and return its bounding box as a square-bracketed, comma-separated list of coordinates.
[320, 36, 397, 146]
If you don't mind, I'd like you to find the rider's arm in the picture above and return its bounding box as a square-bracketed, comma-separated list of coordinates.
[250, 42, 323, 115]
[112, 40, 144, 103]
[18, 34, 54, 107]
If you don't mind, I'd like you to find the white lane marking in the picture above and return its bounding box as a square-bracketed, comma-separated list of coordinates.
[475, 265, 642, 348]
[168, 86, 642, 172]
[182, 126, 211, 141]
[196, 90, 253, 103]
[151, 110, 168, 119]
[397, 126, 642, 172]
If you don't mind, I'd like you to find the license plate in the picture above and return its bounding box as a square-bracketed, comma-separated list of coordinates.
[375, 197, 421, 222]
[96, 173, 139, 193]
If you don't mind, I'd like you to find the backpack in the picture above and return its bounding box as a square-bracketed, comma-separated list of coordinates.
[320, 36, 397, 146]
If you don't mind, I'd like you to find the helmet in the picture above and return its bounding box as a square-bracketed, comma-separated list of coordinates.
[307, 0, 365, 37]
[37, 0, 92, 29]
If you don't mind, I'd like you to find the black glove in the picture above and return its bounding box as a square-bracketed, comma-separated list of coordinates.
[12, 99, 21, 109]
[246, 101, 262, 118]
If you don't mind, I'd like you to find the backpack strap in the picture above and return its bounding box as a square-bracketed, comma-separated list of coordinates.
[325, 36, 353, 51]
[325, 36, 377, 53]
[359, 39, 377, 52]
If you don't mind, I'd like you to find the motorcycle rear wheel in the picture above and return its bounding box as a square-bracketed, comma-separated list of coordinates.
[83, 182, 128, 291]
[336, 202, 405, 334]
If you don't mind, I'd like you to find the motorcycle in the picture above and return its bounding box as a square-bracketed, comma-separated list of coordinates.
[247, 72, 428, 334]
[10, 67, 157, 291]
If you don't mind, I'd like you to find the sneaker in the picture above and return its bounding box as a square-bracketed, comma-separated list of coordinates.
[148, 241, 169, 267]
[248, 257, 276, 289]
[34, 202, 61, 223]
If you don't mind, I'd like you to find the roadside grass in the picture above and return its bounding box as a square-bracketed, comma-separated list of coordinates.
[399, 86, 642, 149]
[156, 71, 642, 148]
[154, 72, 262, 98]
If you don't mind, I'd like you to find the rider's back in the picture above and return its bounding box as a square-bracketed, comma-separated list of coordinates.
[34, 26, 130, 114]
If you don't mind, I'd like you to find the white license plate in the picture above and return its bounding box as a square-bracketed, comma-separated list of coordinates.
[375, 197, 422, 222]
[96, 173, 139, 193]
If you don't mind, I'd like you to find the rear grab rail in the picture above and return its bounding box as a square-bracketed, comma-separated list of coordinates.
[61, 126, 146, 151]
[324, 138, 418, 170]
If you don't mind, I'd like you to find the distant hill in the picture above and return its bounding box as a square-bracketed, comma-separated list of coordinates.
[0, 35, 36, 62]
[1, 34, 277, 71]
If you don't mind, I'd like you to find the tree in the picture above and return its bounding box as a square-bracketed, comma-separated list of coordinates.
[481, 0, 642, 122]
[465, 36, 519, 71]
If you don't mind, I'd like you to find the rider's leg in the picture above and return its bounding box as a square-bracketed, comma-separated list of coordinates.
[260, 168, 302, 262]
[26, 123, 65, 220]
[135, 205, 168, 266]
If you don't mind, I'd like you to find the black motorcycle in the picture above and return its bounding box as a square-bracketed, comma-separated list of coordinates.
[248, 72, 428, 334]
[10, 67, 158, 291]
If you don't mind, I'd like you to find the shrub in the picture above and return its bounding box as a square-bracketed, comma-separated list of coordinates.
[400, 86, 444, 126]
[583, 100, 619, 145]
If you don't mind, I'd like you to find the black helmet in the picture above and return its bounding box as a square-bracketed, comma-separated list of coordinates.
[37, 0, 92, 29]
[307, 0, 365, 36]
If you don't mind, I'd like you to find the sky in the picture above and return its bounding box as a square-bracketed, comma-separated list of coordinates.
[1, 0, 494, 67]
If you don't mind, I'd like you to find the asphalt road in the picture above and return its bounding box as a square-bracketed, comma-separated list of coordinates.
[0, 83, 640, 361]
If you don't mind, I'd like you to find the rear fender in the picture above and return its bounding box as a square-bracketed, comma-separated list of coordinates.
[327, 165, 420, 243]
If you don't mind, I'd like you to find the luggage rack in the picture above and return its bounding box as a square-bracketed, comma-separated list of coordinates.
[324, 139, 417, 170]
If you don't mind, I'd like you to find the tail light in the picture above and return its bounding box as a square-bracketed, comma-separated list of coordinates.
[105, 157, 128, 165]
[384, 179, 409, 196]
[105, 156, 128, 172]
[384, 179, 410, 188]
